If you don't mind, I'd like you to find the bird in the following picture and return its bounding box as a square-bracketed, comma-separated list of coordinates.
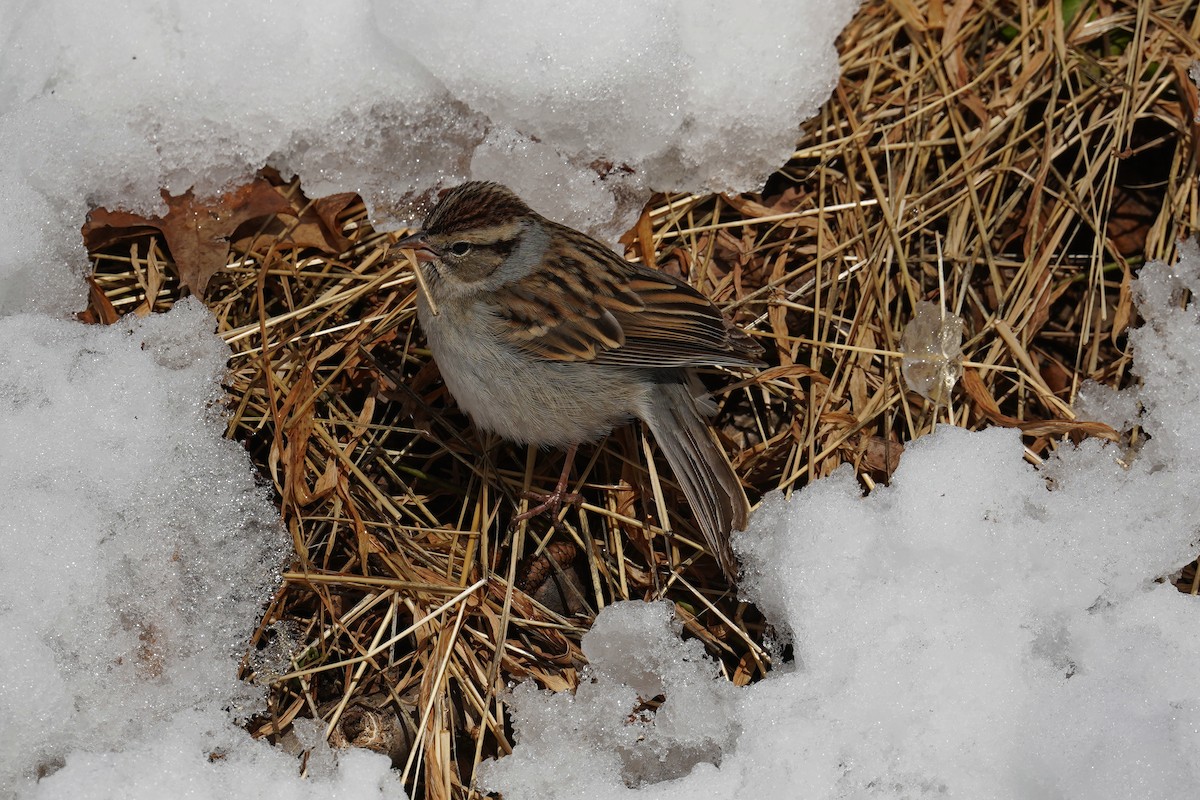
[395, 181, 762, 582]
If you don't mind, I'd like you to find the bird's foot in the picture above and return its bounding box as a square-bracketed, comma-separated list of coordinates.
[511, 444, 582, 529]
[513, 486, 583, 529]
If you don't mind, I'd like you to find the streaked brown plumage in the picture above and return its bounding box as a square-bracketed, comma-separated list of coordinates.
[398, 181, 761, 582]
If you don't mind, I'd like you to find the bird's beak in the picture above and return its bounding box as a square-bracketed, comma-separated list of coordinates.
[393, 231, 442, 316]
[393, 232, 439, 264]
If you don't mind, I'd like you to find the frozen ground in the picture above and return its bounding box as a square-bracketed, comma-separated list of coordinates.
[477, 243, 1200, 797]
[0, 0, 855, 315]
[4, 1, 1198, 798]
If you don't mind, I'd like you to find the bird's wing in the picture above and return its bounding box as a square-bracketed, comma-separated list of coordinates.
[492, 222, 760, 367]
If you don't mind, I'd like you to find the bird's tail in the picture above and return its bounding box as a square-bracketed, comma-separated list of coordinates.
[642, 378, 749, 583]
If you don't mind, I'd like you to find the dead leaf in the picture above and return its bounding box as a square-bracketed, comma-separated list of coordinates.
[754, 363, 831, 386]
[77, 275, 120, 325]
[768, 253, 793, 366]
[732, 652, 760, 687]
[1107, 186, 1156, 259]
[279, 373, 316, 505]
[83, 178, 293, 297]
[847, 433, 904, 475]
[310, 192, 359, 252]
[962, 368, 1119, 441]
[618, 203, 658, 270]
[233, 191, 359, 255]
[722, 193, 779, 219]
[1175, 56, 1200, 133]
[1111, 255, 1133, 345]
[722, 192, 817, 229]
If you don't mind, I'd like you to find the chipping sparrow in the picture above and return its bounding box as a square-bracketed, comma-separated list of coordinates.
[396, 181, 761, 582]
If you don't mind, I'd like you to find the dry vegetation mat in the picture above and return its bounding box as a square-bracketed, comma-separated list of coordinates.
[81, 1, 1200, 797]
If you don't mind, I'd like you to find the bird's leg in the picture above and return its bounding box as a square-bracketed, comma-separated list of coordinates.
[512, 444, 583, 528]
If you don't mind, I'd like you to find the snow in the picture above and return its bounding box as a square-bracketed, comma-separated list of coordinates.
[0, 0, 855, 794]
[0, 301, 324, 796]
[22, 709, 406, 800]
[0, 0, 855, 317]
[2, 0, 1197, 798]
[479, 245, 1200, 799]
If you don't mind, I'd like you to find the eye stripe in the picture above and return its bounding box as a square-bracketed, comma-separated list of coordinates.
[454, 222, 522, 244]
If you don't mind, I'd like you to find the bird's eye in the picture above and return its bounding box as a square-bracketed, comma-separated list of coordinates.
[449, 241, 472, 256]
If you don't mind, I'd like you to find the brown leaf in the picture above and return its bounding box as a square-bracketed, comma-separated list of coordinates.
[755, 363, 830, 386]
[1107, 186, 1156, 259]
[619, 202, 659, 270]
[962, 367, 1007, 421]
[865, 435, 903, 475]
[762, 185, 807, 215]
[1040, 357, 1073, 396]
[767, 253, 793, 366]
[732, 652, 760, 687]
[1174, 57, 1200, 142]
[714, 229, 750, 267]
[277, 367, 339, 508]
[79, 209, 161, 254]
[847, 433, 904, 475]
[723, 192, 817, 229]
[83, 179, 294, 297]
[281, 401, 314, 505]
[228, 191, 359, 255]
[1111, 256, 1133, 345]
[722, 193, 779, 219]
[77, 275, 121, 325]
[962, 368, 1119, 441]
[310, 192, 359, 251]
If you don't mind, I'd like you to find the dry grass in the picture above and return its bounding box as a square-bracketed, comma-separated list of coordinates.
[83, 0, 1200, 796]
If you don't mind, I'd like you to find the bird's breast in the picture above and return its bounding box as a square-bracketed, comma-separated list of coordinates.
[418, 298, 649, 447]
